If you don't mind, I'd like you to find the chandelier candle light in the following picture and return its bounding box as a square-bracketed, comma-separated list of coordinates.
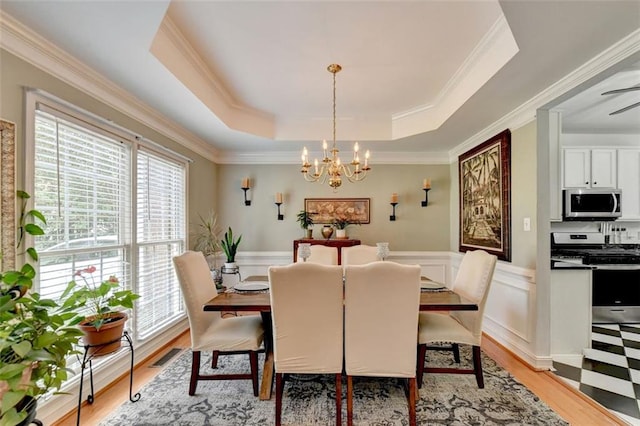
[300, 64, 371, 189]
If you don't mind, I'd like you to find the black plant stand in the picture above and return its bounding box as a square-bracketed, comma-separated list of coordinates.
[76, 330, 140, 426]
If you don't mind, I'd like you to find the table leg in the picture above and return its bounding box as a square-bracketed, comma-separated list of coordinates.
[259, 311, 274, 400]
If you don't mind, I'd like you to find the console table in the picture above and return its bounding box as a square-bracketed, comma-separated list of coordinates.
[293, 238, 361, 265]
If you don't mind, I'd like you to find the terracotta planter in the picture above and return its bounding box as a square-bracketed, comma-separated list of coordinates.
[79, 312, 127, 356]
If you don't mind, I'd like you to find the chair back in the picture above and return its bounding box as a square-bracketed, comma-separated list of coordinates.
[450, 250, 497, 339]
[300, 245, 338, 265]
[173, 251, 221, 348]
[268, 262, 344, 374]
[342, 245, 378, 265]
[344, 261, 421, 378]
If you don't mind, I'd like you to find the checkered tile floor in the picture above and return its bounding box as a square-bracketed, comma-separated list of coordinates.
[553, 324, 640, 425]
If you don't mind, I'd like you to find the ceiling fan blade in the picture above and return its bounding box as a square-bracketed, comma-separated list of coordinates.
[610, 101, 640, 115]
[602, 86, 640, 95]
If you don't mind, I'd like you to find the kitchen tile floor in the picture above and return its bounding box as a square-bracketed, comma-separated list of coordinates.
[553, 324, 640, 425]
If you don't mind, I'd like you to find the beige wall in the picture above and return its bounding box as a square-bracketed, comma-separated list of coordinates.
[0, 49, 218, 243]
[216, 164, 451, 251]
[449, 122, 538, 269]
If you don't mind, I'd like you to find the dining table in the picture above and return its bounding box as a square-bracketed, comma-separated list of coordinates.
[202, 275, 478, 400]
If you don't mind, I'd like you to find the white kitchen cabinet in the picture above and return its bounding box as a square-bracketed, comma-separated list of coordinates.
[563, 148, 616, 188]
[617, 148, 640, 220]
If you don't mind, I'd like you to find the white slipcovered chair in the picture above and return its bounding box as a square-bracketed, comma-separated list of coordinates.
[172, 251, 264, 396]
[296, 244, 338, 265]
[417, 249, 497, 388]
[342, 244, 378, 265]
[344, 261, 421, 426]
[268, 262, 344, 426]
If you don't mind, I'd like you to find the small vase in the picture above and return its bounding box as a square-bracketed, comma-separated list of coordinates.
[305, 229, 313, 239]
[336, 229, 347, 239]
[321, 225, 334, 239]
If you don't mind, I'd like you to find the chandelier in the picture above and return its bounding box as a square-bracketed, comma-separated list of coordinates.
[300, 64, 371, 189]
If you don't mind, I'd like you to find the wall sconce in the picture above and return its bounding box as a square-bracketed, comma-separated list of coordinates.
[390, 193, 398, 221]
[241, 177, 251, 206]
[421, 178, 431, 207]
[275, 192, 284, 220]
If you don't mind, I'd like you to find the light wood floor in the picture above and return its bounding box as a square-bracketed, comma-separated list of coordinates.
[53, 332, 625, 426]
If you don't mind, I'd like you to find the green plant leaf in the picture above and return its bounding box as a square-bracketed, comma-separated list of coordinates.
[11, 341, 32, 358]
[23, 223, 44, 236]
[26, 247, 38, 262]
[27, 209, 46, 225]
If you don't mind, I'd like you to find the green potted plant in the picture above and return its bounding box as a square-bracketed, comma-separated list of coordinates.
[60, 266, 139, 356]
[332, 216, 360, 239]
[193, 211, 224, 289]
[296, 210, 314, 239]
[220, 227, 242, 269]
[1, 191, 84, 426]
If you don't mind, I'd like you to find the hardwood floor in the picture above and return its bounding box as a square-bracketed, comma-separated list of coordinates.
[53, 332, 624, 426]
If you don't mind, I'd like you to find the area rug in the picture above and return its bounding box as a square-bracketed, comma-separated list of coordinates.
[99, 347, 568, 425]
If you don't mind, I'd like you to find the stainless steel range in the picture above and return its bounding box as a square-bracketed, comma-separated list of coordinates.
[551, 232, 640, 323]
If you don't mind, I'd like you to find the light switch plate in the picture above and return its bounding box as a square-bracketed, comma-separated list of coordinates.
[523, 217, 531, 231]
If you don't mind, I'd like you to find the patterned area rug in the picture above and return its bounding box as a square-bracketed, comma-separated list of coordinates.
[100, 347, 567, 425]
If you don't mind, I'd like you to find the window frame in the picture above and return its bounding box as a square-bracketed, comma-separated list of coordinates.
[25, 89, 190, 344]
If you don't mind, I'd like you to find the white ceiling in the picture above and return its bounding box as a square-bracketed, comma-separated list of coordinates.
[1, 1, 639, 162]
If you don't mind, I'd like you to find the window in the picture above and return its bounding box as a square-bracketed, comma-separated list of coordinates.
[136, 149, 186, 338]
[32, 94, 187, 342]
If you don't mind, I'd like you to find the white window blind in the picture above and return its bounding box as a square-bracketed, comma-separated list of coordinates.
[34, 110, 132, 303]
[32, 100, 188, 343]
[136, 149, 186, 339]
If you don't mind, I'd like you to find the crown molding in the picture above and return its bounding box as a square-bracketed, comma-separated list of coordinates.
[154, 15, 274, 138]
[449, 27, 640, 161]
[392, 14, 518, 139]
[0, 10, 219, 163]
[217, 150, 450, 165]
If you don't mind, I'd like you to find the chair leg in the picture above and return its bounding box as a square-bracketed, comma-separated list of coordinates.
[347, 375, 354, 426]
[407, 377, 417, 426]
[250, 351, 259, 396]
[211, 350, 219, 368]
[189, 351, 201, 395]
[335, 373, 342, 426]
[452, 344, 460, 363]
[417, 344, 426, 388]
[275, 373, 284, 426]
[472, 345, 484, 388]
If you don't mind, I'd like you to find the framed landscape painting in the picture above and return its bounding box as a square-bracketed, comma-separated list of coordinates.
[458, 129, 511, 261]
[304, 198, 370, 224]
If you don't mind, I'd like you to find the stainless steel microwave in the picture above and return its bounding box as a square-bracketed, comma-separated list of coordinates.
[563, 189, 621, 220]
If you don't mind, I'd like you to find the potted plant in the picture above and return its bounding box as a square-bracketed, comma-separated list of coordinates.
[332, 216, 360, 239]
[1, 191, 84, 426]
[60, 266, 139, 356]
[220, 227, 242, 270]
[296, 210, 314, 239]
[193, 211, 224, 289]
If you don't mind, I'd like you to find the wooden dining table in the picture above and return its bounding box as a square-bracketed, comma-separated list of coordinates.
[203, 276, 478, 400]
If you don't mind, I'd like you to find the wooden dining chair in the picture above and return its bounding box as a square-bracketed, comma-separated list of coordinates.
[268, 262, 344, 426]
[342, 244, 378, 265]
[172, 251, 264, 396]
[417, 249, 497, 388]
[344, 261, 421, 426]
[296, 244, 338, 265]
